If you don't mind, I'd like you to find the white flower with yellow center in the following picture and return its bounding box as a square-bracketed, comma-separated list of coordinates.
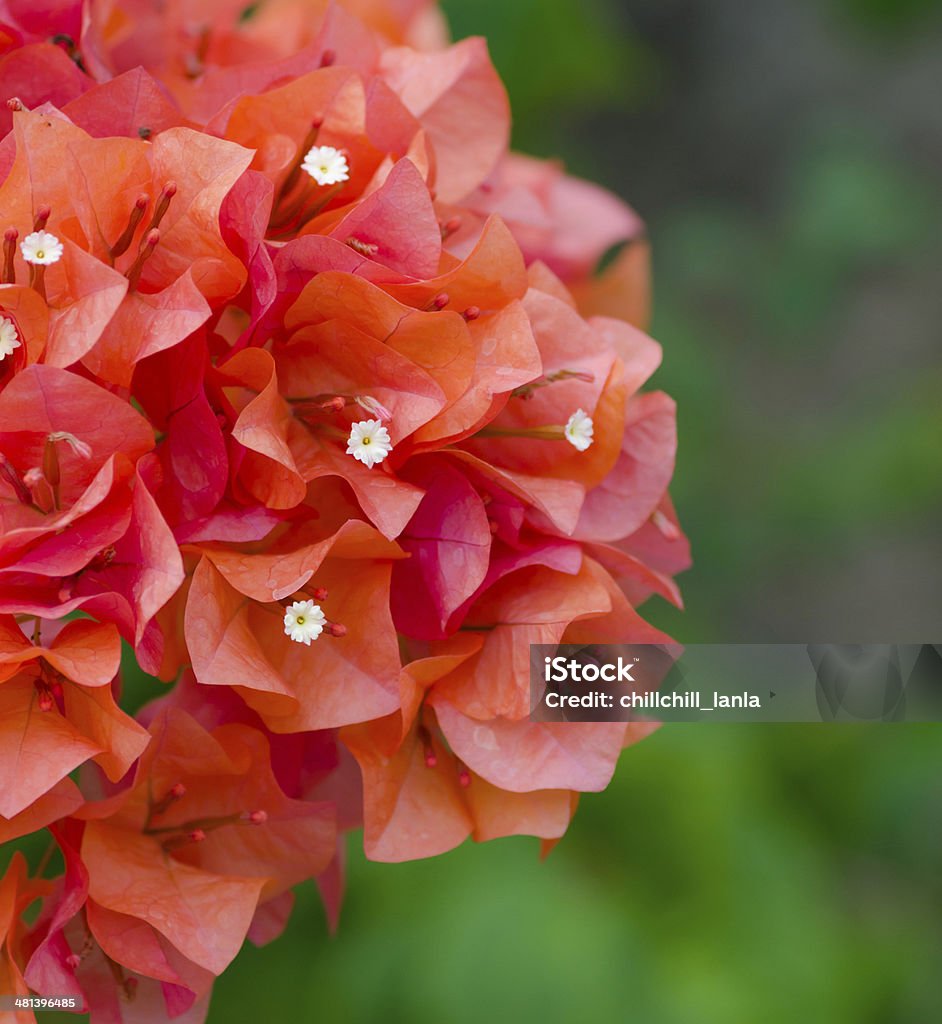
[301, 145, 350, 186]
[564, 409, 594, 452]
[283, 600, 326, 645]
[20, 230, 63, 266]
[0, 317, 20, 361]
[346, 419, 392, 469]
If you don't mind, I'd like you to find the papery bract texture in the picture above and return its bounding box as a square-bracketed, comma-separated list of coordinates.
[0, 0, 689, 1017]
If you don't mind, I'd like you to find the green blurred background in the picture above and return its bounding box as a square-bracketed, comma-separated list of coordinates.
[28, 0, 942, 1020]
[205, 3, 942, 1022]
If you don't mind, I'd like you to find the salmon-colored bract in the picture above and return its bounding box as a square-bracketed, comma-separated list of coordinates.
[0, 1, 689, 1018]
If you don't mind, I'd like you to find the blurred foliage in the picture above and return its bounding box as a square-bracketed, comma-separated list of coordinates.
[443, 0, 656, 160]
[203, 726, 942, 1024]
[835, 0, 942, 35]
[27, 0, 942, 1020]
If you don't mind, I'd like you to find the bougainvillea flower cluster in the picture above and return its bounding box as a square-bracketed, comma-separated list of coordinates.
[0, 0, 689, 1018]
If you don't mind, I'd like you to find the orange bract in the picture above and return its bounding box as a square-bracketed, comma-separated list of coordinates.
[0, 0, 689, 1015]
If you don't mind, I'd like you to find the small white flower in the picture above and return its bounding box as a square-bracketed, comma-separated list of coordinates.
[301, 145, 350, 187]
[0, 317, 20, 361]
[346, 419, 393, 469]
[564, 409, 594, 452]
[20, 230, 63, 266]
[283, 599, 326, 645]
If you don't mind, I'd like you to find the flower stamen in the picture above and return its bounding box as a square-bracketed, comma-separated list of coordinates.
[354, 395, 392, 421]
[125, 229, 160, 289]
[345, 236, 378, 258]
[475, 409, 595, 452]
[418, 725, 437, 768]
[511, 369, 595, 400]
[0, 453, 33, 505]
[42, 432, 92, 511]
[441, 216, 462, 240]
[32, 206, 51, 233]
[109, 194, 149, 261]
[269, 179, 345, 238]
[2, 228, 17, 284]
[35, 681, 55, 713]
[148, 782, 187, 822]
[149, 806, 271, 850]
[21, 229, 63, 300]
[87, 545, 117, 572]
[161, 829, 206, 852]
[145, 182, 177, 234]
[277, 117, 323, 206]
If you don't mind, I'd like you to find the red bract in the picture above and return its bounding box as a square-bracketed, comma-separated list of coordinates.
[0, 366, 183, 654]
[0, 0, 690, 1016]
